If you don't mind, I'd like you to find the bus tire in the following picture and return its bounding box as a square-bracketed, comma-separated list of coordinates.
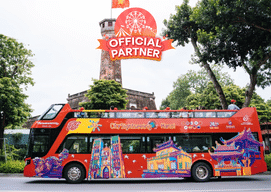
[191, 162, 212, 182]
[64, 163, 85, 184]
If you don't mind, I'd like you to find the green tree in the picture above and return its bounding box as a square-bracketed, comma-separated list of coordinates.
[186, 82, 246, 110]
[0, 34, 34, 150]
[160, 75, 191, 110]
[186, 82, 271, 123]
[162, 0, 228, 109]
[80, 79, 128, 110]
[190, 0, 271, 108]
[161, 65, 233, 110]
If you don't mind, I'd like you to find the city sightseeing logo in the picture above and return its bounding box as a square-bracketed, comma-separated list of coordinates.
[97, 7, 174, 61]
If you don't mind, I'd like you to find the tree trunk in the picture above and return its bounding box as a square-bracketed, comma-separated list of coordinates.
[190, 37, 228, 109]
[243, 69, 257, 108]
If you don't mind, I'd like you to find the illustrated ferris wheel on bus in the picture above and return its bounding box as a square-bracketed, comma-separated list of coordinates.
[115, 7, 157, 37]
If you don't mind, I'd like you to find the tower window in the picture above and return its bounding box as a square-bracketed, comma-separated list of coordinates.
[108, 22, 112, 26]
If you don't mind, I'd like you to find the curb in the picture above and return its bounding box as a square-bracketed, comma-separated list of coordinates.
[0, 173, 24, 177]
[259, 171, 271, 175]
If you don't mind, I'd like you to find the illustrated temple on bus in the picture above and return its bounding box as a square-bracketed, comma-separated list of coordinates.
[210, 128, 263, 177]
[142, 138, 192, 178]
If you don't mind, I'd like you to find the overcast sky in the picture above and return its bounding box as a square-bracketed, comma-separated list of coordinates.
[1, 0, 270, 117]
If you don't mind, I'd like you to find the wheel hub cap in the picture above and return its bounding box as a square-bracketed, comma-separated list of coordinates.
[68, 167, 81, 181]
[196, 166, 208, 180]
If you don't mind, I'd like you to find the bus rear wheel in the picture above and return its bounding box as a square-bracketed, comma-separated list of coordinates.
[191, 162, 212, 182]
[64, 163, 85, 184]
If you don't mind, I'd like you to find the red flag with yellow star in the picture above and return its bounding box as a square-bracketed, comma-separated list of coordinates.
[112, 0, 130, 9]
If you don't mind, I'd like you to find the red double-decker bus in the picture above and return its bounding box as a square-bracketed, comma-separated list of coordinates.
[24, 104, 267, 183]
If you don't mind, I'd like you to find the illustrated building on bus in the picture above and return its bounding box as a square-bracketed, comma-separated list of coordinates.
[142, 138, 192, 178]
[88, 136, 125, 179]
[88, 138, 103, 179]
[111, 136, 126, 178]
[209, 142, 243, 176]
[101, 146, 111, 179]
[209, 128, 263, 176]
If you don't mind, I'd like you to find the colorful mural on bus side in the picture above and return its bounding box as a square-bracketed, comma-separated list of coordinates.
[142, 138, 192, 178]
[32, 128, 262, 179]
[88, 135, 126, 179]
[33, 149, 69, 178]
[209, 128, 262, 176]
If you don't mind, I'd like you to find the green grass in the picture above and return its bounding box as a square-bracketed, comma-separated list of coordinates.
[0, 160, 25, 173]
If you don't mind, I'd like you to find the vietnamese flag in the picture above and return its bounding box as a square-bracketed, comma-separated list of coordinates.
[112, 0, 130, 9]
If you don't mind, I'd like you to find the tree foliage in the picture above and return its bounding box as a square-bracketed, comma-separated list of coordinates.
[186, 82, 271, 123]
[163, 0, 271, 109]
[0, 34, 34, 88]
[162, 0, 228, 109]
[161, 67, 270, 123]
[80, 79, 128, 110]
[190, 0, 271, 107]
[160, 65, 233, 110]
[0, 34, 34, 149]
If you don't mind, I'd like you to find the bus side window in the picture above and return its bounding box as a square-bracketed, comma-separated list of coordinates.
[146, 135, 168, 153]
[146, 112, 158, 118]
[171, 112, 179, 118]
[109, 112, 115, 118]
[57, 135, 88, 154]
[102, 112, 109, 118]
[158, 112, 171, 118]
[174, 134, 211, 153]
[217, 112, 236, 118]
[179, 112, 193, 118]
[195, 112, 206, 118]
[119, 136, 145, 153]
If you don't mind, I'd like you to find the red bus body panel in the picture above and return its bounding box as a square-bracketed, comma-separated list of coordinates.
[24, 104, 267, 179]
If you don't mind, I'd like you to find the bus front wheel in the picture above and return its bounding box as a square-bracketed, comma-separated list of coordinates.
[64, 163, 85, 184]
[191, 162, 212, 182]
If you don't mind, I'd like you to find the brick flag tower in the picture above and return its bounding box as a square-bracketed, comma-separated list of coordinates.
[99, 19, 122, 85]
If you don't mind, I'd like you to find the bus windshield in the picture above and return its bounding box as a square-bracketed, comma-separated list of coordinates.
[39, 104, 64, 120]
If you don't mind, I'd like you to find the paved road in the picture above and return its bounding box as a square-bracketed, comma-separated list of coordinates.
[0, 175, 271, 192]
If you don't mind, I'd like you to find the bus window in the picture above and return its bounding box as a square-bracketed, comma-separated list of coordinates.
[173, 134, 211, 153]
[146, 112, 158, 118]
[195, 112, 216, 118]
[171, 112, 179, 118]
[206, 112, 216, 118]
[116, 112, 144, 118]
[58, 135, 88, 154]
[217, 111, 236, 118]
[158, 112, 170, 118]
[40, 104, 64, 120]
[195, 112, 206, 118]
[119, 136, 145, 153]
[102, 112, 109, 118]
[32, 135, 50, 155]
[146, 135, 170, 153]
[109, 112, 115, 118]
[179, 112, 193, 118]
[75, 112, 103, 118]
